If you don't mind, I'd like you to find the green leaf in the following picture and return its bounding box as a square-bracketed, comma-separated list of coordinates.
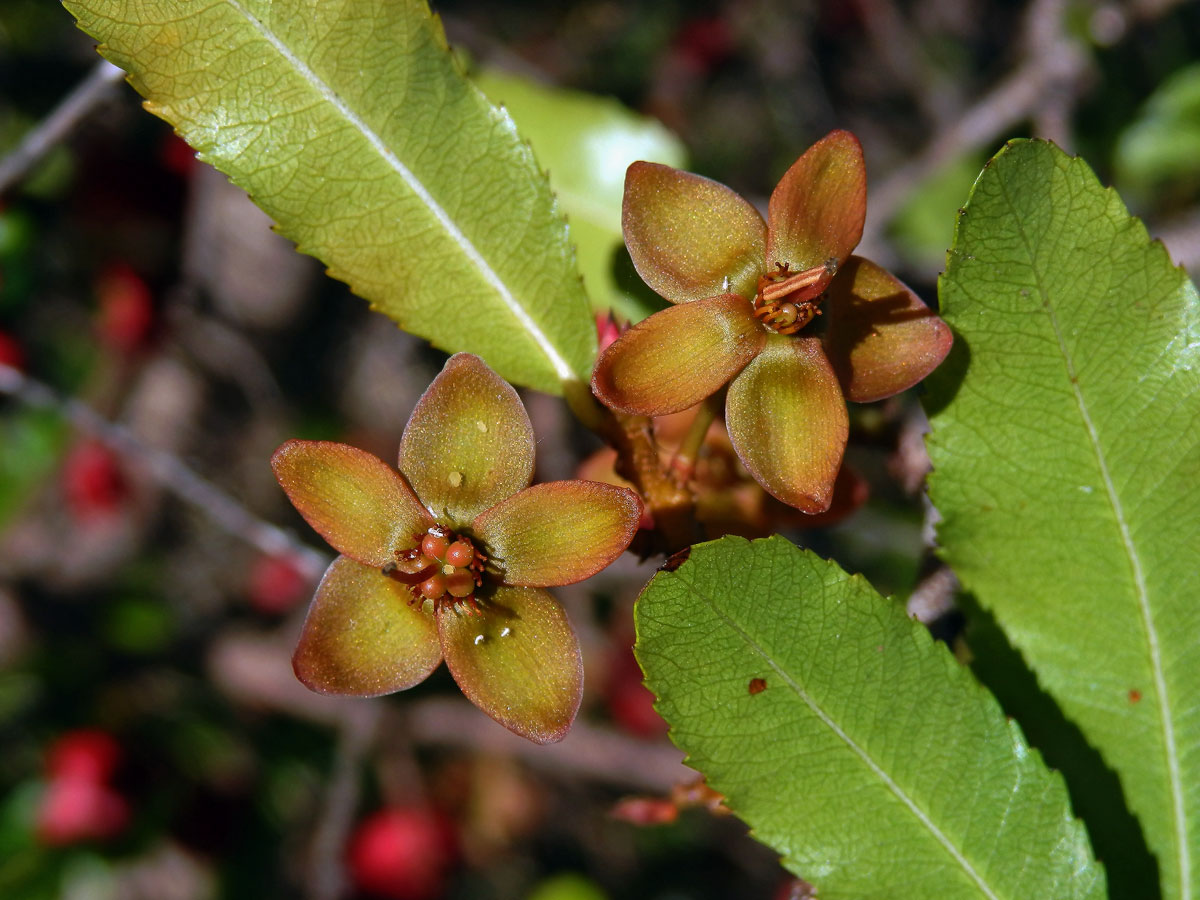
[475, 70, 685, 324]
[63, 0, 596, 394]
[1115, 63, 1200, 203]
[927, 139, 1200, 899]
[635, 535, 1104, 899]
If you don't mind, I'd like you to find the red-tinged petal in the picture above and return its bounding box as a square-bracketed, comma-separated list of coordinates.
[439, 586, 582, 744]
[591, 294, 765, 416]
[293, 557, 442, 697]
[623, 162, 767, 303]
[822, 256, 954, 402]
[725, 335, 849, 513]
[272, 440, 433, 567]
[472, 482, 642, 587]
[398, 354, 534, 528]
[766, 130, 866, 273]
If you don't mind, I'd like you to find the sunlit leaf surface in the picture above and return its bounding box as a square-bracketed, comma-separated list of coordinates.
[636, 535, 1105, 899]
[64, 0, 596, 394]
[928, 139, 1200, 899]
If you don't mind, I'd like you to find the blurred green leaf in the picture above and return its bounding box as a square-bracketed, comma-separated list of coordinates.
[928, 139, 1200, 899]
[1115, 63, 1200, 202]
[635, 535, 1104, 899]
[526, 872, 610, 900]
[476, 70, 685, 324]
[888, 153, 983, 269]
[0, 409, 68, 528]
[63, 0, 597, 394]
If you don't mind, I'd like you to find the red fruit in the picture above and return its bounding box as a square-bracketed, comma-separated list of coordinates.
[63, 440, 127, 521]
[46, 730, 122, 783]
[160, 133, 197, 177]
[0, 331, 24, 370]
[36, 776, 129, 846]
[95, 262, 154, 354]
[246, 554, 309, 614]
[606, 645, 667, 739]
[347, 807, 456, 900]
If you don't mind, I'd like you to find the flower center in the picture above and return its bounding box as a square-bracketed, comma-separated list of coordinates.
[382, 524, 487, 615]
[751, 259, 837, 335]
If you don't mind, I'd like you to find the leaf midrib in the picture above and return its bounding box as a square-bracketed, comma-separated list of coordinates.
[225, 0, 579, 386]
[995, 164, 1190, 897]
[673, 567, 1001, 900]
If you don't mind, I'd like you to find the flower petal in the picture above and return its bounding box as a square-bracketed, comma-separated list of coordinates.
[725, 335, 849, 513]
[623, 161, 767, 303]
[293, 557, 442, 697]
[398, 354, 535, 528]
[591, 294, 765, 415]
[823, 256, 954, 402]
[766, 130, 866, 274]
[272, 440, 433, 567]
[472, 481, 642, 587]
[438, 586, 582, 744]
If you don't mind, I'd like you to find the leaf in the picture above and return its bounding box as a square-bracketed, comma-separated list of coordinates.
[475, 71, 686, 324]
[1115, 63, 1200, 203]
[635, 535, 1105, 899]
[63, 0, 596, 394]
[927, 139, 1200, 898]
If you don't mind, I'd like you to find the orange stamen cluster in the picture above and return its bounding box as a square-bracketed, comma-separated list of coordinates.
[751, 259, 837, 335]
[382, 524, 487, 615]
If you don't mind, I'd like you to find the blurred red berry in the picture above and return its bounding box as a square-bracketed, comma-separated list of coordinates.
[606, 643, 667, 739]
[96, 262, 154, 354]
[36, 776, 129, 846]
[246, 554, 309, 614]
[348, 807, 456, 900]
[160, 133, 197, 177]
[0, 330, 24, 370]
[63, 440, 127, 521]
[46, 730, 122, 783]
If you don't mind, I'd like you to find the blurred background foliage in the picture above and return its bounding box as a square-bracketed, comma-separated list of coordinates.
[1, 0, 1198, 898]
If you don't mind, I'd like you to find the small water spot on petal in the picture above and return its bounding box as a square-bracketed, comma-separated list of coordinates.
[476, 420, 488, 433]
[448, 471, 463, 488]
[473, 634, 485, 646]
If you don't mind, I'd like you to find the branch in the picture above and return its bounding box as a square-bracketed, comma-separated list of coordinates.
[0, 361, 329, 581]
[0, 60, 127, 195]
[863, 0, 1088, 246]
[208, 629, 693, 793]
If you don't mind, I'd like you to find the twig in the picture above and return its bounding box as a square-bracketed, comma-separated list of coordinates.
[208, 629, 693, 793]
[308, 703, 381, 900]
[0, 60, 127, 195]
[0, 362, 329, 581]
[863, 0, 1088, 245]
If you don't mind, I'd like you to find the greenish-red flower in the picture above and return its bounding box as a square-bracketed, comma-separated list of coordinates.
[591, 130, 952, 512]
[273, 353, 642, 744]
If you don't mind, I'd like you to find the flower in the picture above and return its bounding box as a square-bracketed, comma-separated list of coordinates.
[591, 130, 952, 512]
[272, 353, 642, 743]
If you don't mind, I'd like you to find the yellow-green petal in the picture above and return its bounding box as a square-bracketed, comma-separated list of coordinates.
[272, 440, 433, 567]
[726, 336, 849, 513]
[823, 256, 953, 402]
[472, 481, 642, 587]
[766, 130, 866, 274]
[398, 353, 534, 528]
[438, 586, 582, 744]
[591, 294, 765, 416]
[623, 161, 767, 303]
[293, 557, 442, 697]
